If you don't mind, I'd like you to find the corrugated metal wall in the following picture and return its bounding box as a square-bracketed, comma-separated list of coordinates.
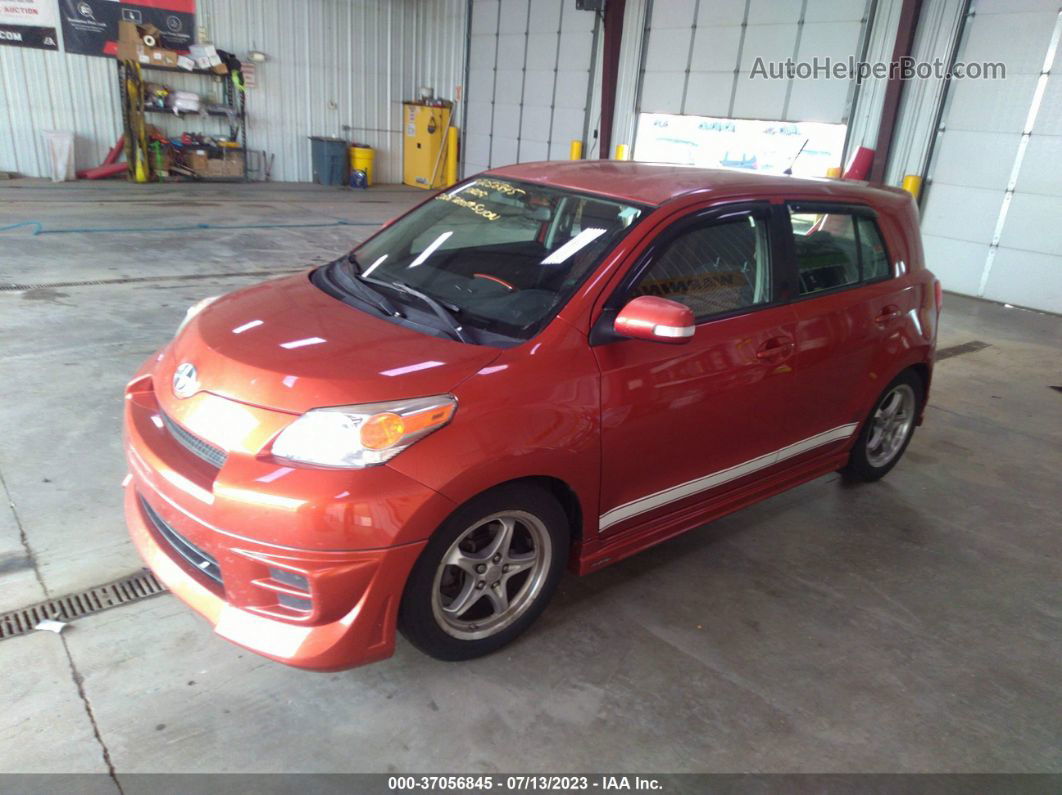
[415, 0, 468, 111]
[0, 45, 123, 178]
[843, 0, 902, 163]
[0, 0, 471, 184]
[883, 0, 968, 184]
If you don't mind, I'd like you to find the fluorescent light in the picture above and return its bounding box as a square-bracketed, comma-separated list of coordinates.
[232, 320, 263, 334]
[363, 254, 388, 277]
[542, 227, 606, 264]
[409, 231, 453, 267]
[280, 337, 326, 349]
[380, 360, 445, 377]
[256, 467, 294, 484]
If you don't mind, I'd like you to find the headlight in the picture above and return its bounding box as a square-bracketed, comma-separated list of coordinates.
[176, 295, 220, 335]
[271, 395, 457, 468]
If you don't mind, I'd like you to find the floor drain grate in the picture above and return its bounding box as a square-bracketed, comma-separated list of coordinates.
[0, 570, 167, 640]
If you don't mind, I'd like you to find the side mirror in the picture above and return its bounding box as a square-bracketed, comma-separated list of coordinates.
[614, 295, 695, 344]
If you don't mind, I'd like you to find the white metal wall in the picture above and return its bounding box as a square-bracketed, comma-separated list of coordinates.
[0, 0, 465, 184]
[919, 0, 1062, 312]
[0, 45, 123, 179]
[884, 0, 968, 184]
[843, 0, 902, 162]
[636, 0, 871, 124]
[464, 0, 600, 175]
[415, 0, 469, 121]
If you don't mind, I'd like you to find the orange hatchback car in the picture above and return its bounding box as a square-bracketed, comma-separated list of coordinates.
[123, 162, 940, 670]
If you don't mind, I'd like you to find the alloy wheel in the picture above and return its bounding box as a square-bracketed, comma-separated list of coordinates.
[431, 510, 552, 641]
[865, 383, 916, 468]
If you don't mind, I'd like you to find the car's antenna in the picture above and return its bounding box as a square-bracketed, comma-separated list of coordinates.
[783, 138, 809, 175]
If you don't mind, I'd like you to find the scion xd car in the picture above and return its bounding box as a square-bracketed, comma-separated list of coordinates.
[123, 162, 940, 670]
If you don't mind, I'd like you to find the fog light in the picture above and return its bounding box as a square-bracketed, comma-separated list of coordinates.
[277, 592, 312, 612]
[268, 567, 309, 591]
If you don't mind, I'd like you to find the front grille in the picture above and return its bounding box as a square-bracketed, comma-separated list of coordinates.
[161, 411, 227, 469]
[139, 495, 223, 586]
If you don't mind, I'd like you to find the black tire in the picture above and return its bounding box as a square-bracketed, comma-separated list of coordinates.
[843, 369, 924, 482]
[398, 483, 569, 661]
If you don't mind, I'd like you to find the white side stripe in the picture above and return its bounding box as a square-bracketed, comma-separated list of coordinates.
[598, 423, 858, 531]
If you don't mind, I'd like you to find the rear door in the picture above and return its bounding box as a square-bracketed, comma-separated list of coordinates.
[593, 202, 800, 536]
[781, 202, 915, 451]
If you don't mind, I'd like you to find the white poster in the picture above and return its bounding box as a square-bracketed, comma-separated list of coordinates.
[0, 0, 59, 49]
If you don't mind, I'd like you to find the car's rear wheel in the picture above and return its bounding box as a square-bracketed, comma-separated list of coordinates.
[398, 484, 568, 661]
[844, 370, 923, 481]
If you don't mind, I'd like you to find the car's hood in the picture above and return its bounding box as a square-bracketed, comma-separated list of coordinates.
[156, 272, 500, 414]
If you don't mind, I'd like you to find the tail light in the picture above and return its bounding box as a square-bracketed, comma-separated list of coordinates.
[934, 280, 943, 312]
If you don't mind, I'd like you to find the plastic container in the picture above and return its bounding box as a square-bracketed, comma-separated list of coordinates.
[350, 145, 374, 187]
[40, 130, 76, 182]
[309, 136, 350, 186]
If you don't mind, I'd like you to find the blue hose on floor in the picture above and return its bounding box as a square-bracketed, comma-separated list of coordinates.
[0, 220, 379, 236]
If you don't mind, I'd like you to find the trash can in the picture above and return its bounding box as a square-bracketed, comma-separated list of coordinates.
[309, 136, 349, 186]
[40, 130, 76, 182]
[350, 145, 374, 187]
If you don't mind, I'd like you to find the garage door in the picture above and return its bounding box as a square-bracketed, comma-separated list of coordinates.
[464, 0, 600, 176]
[920, 1, 1062, 312]
[637, 0, 870, 123]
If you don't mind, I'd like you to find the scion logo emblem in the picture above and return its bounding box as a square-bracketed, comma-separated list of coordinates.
[172, 363, 199, 399]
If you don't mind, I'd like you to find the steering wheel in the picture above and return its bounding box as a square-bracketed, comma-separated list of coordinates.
[472, 273, 518, 292]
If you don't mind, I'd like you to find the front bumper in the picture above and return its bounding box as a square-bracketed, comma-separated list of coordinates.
[125, 484, 424, 670]
[122, 367, 454, 671]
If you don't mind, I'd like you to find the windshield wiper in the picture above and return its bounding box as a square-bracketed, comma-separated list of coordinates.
[336, 255, 404, 318]
[386, 280, 470, 343]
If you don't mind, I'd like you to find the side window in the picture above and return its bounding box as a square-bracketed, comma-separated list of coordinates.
[631, 213, 771, 319]
[789, 210, 860, 295]
[856, 216, 891, 281]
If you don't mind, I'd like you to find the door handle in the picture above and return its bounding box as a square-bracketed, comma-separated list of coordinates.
[875, 305, 902, 324]
[756, 337, 794, 362]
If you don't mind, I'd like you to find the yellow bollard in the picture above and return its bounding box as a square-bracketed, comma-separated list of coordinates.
[825, 166, 842, 178]
[444, 127, 459, 187]
[901, 174, 922, 199]
[569, 140, 583, 160]
[614, 144, 630, 161]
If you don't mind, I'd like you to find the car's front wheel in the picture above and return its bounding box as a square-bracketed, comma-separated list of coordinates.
[398, 484, 569, 661]
[844, 370, 924, 481]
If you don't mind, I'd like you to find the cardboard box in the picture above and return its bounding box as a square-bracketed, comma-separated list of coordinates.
[188, 44, 229, 75]
[116, 20, 179, 68]
[189, 150, 242, 178]
[186, 149, 209, 173]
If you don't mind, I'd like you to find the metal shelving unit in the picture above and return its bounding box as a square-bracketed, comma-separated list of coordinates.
[116, 59, 248, 182]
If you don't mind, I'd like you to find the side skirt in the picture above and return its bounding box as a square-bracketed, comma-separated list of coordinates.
[573, 450, 850, 575]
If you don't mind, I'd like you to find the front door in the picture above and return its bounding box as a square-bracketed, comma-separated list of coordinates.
[594, 202, 798, 536]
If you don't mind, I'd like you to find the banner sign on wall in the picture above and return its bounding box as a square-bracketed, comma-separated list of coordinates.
[60, 0, 194, 58]
[0, 0, 60, 50]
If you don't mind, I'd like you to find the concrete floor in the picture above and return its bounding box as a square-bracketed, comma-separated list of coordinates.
[0, 179, 1059, 776]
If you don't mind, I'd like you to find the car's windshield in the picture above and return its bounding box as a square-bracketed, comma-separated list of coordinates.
[340, 177, 645, 342]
